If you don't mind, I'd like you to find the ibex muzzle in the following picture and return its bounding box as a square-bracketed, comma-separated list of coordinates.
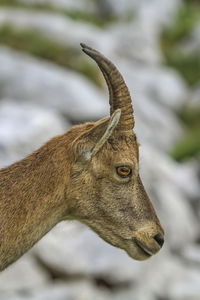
[0, 44, 164, 271]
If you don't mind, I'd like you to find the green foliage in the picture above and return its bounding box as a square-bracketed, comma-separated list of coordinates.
[171, 127, 200, 162]
[161, 0, 200, 161]
[0, 0, 22, 7]
[178, 105, 200, 127]
[165, 53, 200, 87]
[0, 0, 53, 11]
[62, 10, 120, 28]
[171, 106, 200, 161]
[0, 25, 101, 86]
[161, 0, 200, 86]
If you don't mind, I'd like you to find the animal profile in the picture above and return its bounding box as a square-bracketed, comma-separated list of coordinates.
[0, 43, 164, 271]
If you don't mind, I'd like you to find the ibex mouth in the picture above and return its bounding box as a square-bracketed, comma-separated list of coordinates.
[133, 238, 154, 257]
[131, 225, 165, 260]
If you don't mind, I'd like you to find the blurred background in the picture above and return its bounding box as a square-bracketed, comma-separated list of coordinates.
[0, 0, 200, 299]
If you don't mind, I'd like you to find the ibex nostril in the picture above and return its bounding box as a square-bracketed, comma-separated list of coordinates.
[153, 233, 164, 248]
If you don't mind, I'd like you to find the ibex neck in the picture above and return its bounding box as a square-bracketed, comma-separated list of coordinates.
[0, 136, 70, 271]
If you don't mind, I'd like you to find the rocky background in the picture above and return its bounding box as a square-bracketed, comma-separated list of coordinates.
[0, 0, 200, 299]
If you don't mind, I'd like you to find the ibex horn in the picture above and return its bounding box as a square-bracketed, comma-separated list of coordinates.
[80, 43, 135, 132]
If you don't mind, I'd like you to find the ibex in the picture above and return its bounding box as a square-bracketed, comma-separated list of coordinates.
[0, 44, 164, 271]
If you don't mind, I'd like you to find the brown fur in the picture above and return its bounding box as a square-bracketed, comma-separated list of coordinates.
[0, 46, 164, 271]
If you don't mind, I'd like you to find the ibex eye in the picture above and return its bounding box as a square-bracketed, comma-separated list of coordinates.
[116, 166, 132, 178]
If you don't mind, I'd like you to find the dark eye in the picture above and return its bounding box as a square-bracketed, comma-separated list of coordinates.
[116, 166, 132, 178]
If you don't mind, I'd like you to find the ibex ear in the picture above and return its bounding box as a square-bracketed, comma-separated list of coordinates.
[76, 109, 121, 162]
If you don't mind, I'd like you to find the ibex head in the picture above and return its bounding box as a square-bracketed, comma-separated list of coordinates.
[67, 44, 164, 260]
[0, 44, 164, 270]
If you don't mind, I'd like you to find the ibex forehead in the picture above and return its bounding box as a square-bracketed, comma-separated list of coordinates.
[107, 134, 139, 160]
[93, 139, 139, 172]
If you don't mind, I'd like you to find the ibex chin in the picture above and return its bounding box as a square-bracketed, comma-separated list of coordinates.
[0, 44, 164, 271]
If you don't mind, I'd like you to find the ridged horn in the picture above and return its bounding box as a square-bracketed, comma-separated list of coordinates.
[80, 43, 135, 132]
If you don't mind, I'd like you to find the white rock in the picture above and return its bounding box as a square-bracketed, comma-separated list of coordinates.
[0, 282, 98, 300]
[0, 7, 178, 65]
[104, 0, 181, 27]
[108, 23, 162, 64]
[0, 47, 107, 121]
[0, 9, 107, 51]
[134, 96, 183, 151]
[0, 99, 68, 167]
[18, 0, 96, 12]
[0, 281, 147, 300]
[140, 146, 200, 199]
[167, 267, 200, 300]
[139, 146, 199, 248]
[181, 245, 200, 265]
[135, 252, 200, 300]
[119, 62, 189, 109]
[154, 181, 198, 249]
[32, 221, 143, 283]
[0, 254, 48, 292]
